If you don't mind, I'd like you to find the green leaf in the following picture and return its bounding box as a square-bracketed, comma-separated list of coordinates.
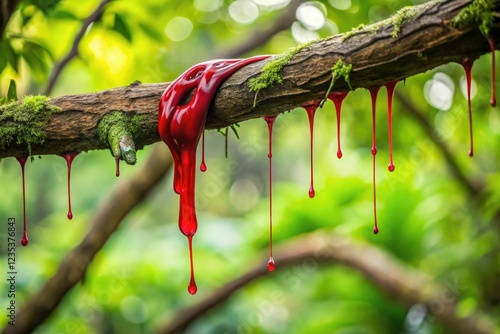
[5, 42, 19, 73]
[21, 52, 48, 81]
[0, 41, 9, 74]
[138, 22, 163, 42]
[50, 10, 78, 20]
[113, 14, 132, 42]
[7, 80, 17, 101]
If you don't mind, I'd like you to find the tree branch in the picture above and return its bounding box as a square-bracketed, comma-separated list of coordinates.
[157, 232, 495, 334]
[1, 0, 497, 160]
[1, 144, 173, 334]
[0, 0, 21, 37]
[43, 0, 113, 96]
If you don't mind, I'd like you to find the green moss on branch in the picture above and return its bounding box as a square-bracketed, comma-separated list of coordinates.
[322, 59, 353, 105]
[452, 0, 494, 37]
[248, 41, 314, 106]
[0, 95, 60, 155]
[97, 111, 140, 165]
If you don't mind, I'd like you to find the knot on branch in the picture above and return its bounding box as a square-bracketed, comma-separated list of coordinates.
[98, 111, 138, 165]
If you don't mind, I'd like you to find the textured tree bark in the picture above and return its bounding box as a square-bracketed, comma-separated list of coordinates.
[0, 0, 498, 160]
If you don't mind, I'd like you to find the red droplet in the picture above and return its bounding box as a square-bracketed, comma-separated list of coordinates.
[268, 257, 275, 272]
[488, 37, 496, 107]
[59, 153, 79, 220]
[461, 58, 474, 157]
[115, 158, 120, 177]
[385, 81, 397, 172]
[302, 100, 321, 198]
[158, 55, 270, 294]
[263, 115, 277, 271]
[369, 87, 380, 235]
[16, 157, 29, 246]
[200, 130, 207, 172]
[328, 92, 349, 159]
[187, 235, 198, 295]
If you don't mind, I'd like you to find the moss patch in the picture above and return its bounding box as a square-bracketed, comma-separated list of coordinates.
[341, 1, 438, 41]
[452, 0, 494, 37]
[323, 59, 353, 103]
[248, 41, 314, 106]
[98, 111, 139, 165]
[0, 95, 60, 155]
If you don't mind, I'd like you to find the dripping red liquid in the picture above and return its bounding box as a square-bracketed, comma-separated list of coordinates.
[328, 92, 349, 159]
[302, 100, 321, 198]
[187, 235, 197, 294]
[461, 58, 474, 157]
[263, 115, 277, 272]
[200, 130, 207, 172]
[158, 55, 270, 294]
[489, 37, 496, 107]
[385, 81, 397, 172]
[59, 153, 79, 220]
[16, 157, 29, 246]
[115, 158, 120, 177]
[369, 87, 380, 234]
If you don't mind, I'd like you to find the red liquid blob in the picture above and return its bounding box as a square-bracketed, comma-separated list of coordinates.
[59, 153, 79, 220]
[158, 55, 270, 294]
[369, 87, 380, 234]
[385, 81, 397, 172]
[115, 158, 120, 177]
[461, 58, 474, 157]
[200, 130, 207, 172]
[263, 115, 277, 272]
[328, 92, 349, 159]
[268, 257, 275, 272]
[302, 100, 321, 198]
[16, 157, 29, 246]
[489, 37, 496, 107]
[187, 235, 197, 295]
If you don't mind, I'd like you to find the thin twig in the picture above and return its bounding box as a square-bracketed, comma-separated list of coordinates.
[43, 0, 113, 96]
[157, 233, 495, 334]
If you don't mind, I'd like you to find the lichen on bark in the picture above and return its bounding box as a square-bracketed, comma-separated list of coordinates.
[0, 95, 61, 156]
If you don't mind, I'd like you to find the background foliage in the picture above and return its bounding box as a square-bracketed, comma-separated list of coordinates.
[1, 0, 499, 333]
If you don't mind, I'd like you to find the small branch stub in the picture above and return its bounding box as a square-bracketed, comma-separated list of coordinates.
[97, 111, 137, 165]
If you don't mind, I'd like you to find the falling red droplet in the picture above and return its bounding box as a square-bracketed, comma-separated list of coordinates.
[200, 130, 207, 172]
[59, 153, 79, 220]
[16, 157, 29, 246]
[263, 115, 277, 272]
[369, 87, 380, 235]
[158, 55, 270, 294]
[187, 235, 198, 295]
[302, 100, 321, 198]
[385, 81, 397, 171]
[461, 58, 474, 157]
[328, 92, 349, 159]
[489, 37, 496, 107]
[268, 257, 275, 272]
[115, 158, 120, 177]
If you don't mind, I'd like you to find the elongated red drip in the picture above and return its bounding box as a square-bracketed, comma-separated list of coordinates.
[302, 100, 321, 198]
[59, 153, 79, 220]
[158, 55, 270, 294]
[489, 37, 496, 107]
[385, 81, 397, 172]
[263, 115, 277, 272]
[16, 157, 28, 246]
[328, 92, 349, 159]
[200, 131, 207, 172]
[369, 87, 380, 234]
[187, 235, 197, 294]
[461, 58, 474, 157]
[115, 158, 120, 177]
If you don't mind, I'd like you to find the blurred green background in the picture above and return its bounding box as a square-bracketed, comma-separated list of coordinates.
[1, 0, 499, 333]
